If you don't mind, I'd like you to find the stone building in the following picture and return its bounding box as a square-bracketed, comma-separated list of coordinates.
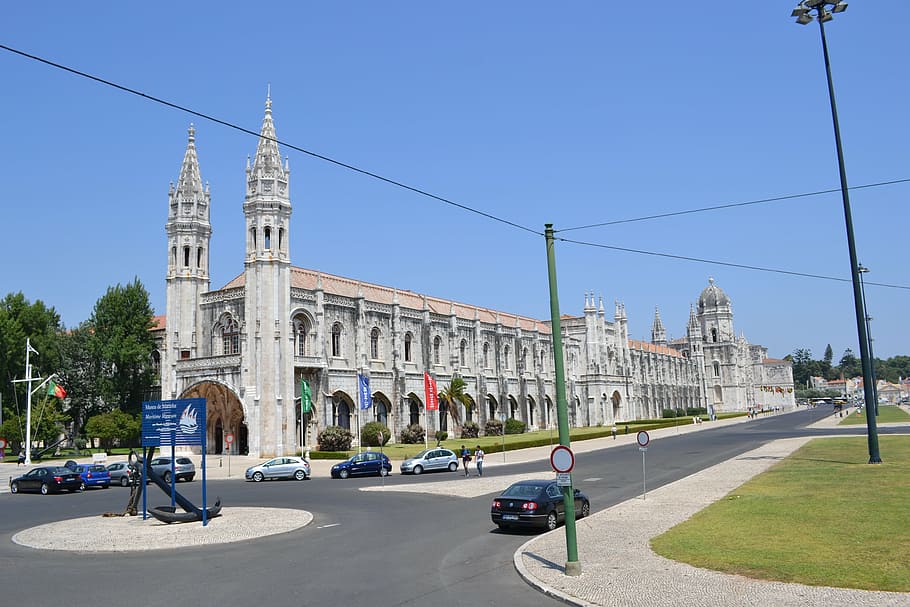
[157, 98, 794, 457]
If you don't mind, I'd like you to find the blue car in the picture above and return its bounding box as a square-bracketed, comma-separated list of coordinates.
[73, 464, 111, 489]
[331, 451, 392, 479]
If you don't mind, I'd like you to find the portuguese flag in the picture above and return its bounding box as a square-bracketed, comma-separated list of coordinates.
[47, 380, 67, 399]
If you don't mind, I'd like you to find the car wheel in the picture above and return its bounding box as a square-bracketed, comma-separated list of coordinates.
[120, 476, 130, 487]
[448, 462, 457, 472]
[163, 471, 172, 483]
[102, 483, 109, 489]
[252, 471, 265, 482]
[546, 511, 558, 531]
[294, 470, 306, 481]
[185, 474, 195, 482]
[41, 483, 49, 495]
[379, 467, 388, 477]
[580, 501, 590, 518]
[413, 465, 423, 475]
[339, 469, 350, 479]
[10, 482, 19, 494]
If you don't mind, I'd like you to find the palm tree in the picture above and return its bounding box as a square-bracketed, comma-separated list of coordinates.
[440, 376, 471, 436]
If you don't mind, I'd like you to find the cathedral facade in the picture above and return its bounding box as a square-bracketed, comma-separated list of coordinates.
[158, 99, 794, 457]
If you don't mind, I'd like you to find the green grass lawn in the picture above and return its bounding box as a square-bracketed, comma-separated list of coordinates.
[650, 436, 910, 592]
[838, 405, 910, 426]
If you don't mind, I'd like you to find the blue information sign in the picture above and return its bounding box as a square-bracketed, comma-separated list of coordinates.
[141, 398, 206, 447]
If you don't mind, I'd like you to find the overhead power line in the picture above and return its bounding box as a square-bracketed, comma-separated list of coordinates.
[3, 43, 908, 293]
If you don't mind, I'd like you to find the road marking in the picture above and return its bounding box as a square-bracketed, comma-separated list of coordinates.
[316, 523, 340, 529]
[582, 477, 602, 482]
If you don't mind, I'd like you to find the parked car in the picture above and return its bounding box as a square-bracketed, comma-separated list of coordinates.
[491, 479, 590, 531]
[74, 464, 111, 489]
[9, 466, 84, 495]
[330, 451, 392, 479]
[106, 461, 141, 487]
[148, 456, 196, 482]
[400, 448, 459, 475]
[245, 456, 311, 482]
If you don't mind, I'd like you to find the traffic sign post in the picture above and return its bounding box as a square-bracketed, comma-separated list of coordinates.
[550, 445, 575, 473]
[636, 431, 650, 500]
[225, 433, 234, 477]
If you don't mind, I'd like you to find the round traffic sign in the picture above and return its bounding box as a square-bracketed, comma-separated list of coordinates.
[550, 445, 575, 473]
[636, 431, 650, 447]
[225, 433, 234, 444]
[0, 438, 6, 449]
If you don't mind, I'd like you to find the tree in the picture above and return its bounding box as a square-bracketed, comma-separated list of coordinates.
[823, 344, 834, 379]
[88, 278, 156, 414]
[84, 409, 140, 451]
[58, 323, 105, 439]
[838, 348, 861, 379]
[789, 348, 813, 388]
[440, 376, 472, 436]
[0, 292, 63, 430]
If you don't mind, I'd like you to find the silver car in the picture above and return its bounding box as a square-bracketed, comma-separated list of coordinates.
[106, 461, 138, 487]
[400, 448, 459, 475]
[148, 456, 196, 482]
[245, 456, 311, 482]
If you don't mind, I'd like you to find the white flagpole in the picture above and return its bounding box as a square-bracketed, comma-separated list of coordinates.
[25, 339, 35, 465]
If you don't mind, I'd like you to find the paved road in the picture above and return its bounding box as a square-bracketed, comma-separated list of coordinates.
[0, 407, 896, 606]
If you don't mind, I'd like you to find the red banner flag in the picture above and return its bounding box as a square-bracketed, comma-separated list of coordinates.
[424, 372, 438, 411]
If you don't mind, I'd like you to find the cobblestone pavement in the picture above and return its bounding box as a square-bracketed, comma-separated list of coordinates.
[512, 412, 910, 607]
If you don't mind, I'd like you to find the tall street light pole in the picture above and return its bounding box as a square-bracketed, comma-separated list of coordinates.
[791, 1, 880, 462]
[857, 265, 878, 414]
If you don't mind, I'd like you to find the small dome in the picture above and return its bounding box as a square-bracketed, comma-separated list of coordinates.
[698, 277, 731, 309]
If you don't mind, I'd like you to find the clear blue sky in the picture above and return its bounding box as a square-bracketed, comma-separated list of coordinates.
[2, 2, 907, 361]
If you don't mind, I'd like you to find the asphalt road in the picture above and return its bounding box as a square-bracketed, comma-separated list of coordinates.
[0, 407, 887, 607]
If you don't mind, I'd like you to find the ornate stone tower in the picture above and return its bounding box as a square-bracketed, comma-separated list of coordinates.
[651, 306, 667, 346]
[164, 125, 211, 398]
[242, 95, 294, 457]
[697, 277, 737, 410]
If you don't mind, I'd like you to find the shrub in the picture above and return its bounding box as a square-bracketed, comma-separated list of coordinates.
[434, 430, 448, 443]
[461, 421, 480, 439]
[662, 409, 677, 418]
[317, 425, 353, 451]
[505, 417, 526, 435]
[399, 424, 425, 445]
[361, 421, 391, 447]
[484, 418, 504, 436]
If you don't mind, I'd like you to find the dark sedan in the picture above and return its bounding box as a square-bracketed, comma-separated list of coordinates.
[491, 479, 590, 531]
[330, 451, 392, 479]
[10, 466, 85, 495]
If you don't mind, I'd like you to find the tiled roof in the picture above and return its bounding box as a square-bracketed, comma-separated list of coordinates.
[221, 266, 552, 334]
[150, 315, 166, 331]
[762, 358, 791, 365]
[628, 339, 685, 359]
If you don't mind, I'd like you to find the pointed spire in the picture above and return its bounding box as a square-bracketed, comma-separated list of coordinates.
[598, 296, 605, 315]
[651, 306, 667, 345]
[251, 95, 283, 179]
[176, 124, 204, 198]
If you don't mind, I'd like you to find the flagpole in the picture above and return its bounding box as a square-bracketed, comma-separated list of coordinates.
[25, 339, 34, 465]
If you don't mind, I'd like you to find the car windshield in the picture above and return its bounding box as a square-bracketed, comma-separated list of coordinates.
[51, 467, 73, 475]
[89, 465, 106, 472]
[176, 458, 192, 464]
[502, 484, 545, 498]
[412, 450, 431, 459]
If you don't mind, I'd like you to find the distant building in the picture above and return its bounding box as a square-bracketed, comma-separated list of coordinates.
[155, 97, 794, 457]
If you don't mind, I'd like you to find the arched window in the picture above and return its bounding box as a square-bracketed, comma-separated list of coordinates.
[250, 227, 257, 251]
[504, 345, 510, 370]
[483, 343, 489, 369]
[279, 227, 284, 251]
[713, 361, 720, 377]
[522, 347, 528, 370]
[171, 246, 177, 267]
[196, 247, 203, 269]
[370, 328, 380, 360]
[433, 336, 441, 365]
[183, 246, 190, 267]
[264, 227, 271, 250]
[711, 328, 718, 343]
[293, 314, 310, 356]
[331, 323, 343, 357]
[459, 339, 467, 366]
[404, 332, 413, 362]
[221, 316, 240, 355]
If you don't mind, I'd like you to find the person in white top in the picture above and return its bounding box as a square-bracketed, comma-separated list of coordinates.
[474, 445, 485, 477]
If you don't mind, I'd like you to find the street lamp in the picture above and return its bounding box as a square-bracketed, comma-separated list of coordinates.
[857, 265, 879, 414]
[791, 1, 881, 463]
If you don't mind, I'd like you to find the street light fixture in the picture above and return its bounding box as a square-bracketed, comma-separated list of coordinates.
[791, 1, 881, 463]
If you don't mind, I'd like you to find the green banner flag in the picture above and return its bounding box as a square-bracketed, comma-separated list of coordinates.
[300, 379, 312, 413]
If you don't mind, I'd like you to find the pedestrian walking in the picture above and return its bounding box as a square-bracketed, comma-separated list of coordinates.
[460, 445, 471, 477]
[474, 445, 485, 477]
[611, 424, 617, 440]
[17, 448, 26, 467]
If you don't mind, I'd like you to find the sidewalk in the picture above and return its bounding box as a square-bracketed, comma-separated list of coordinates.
[513, 410, 910, 607]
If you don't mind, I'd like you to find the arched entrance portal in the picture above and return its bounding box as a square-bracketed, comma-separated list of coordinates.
[181, 381, 247, 455]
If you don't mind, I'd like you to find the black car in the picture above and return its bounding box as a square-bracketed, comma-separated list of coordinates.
[10, 466, 85, 495]
[491, 479, 590, 531]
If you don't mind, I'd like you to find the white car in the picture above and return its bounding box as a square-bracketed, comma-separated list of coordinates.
[245, 456, 311, 482]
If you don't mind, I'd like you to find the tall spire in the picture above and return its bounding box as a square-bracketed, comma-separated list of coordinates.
[175, 124, 205, 201]
[651, 306, 667, 346]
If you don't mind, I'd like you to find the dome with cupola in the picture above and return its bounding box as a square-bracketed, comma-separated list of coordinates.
[698, 277, 731, 310]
